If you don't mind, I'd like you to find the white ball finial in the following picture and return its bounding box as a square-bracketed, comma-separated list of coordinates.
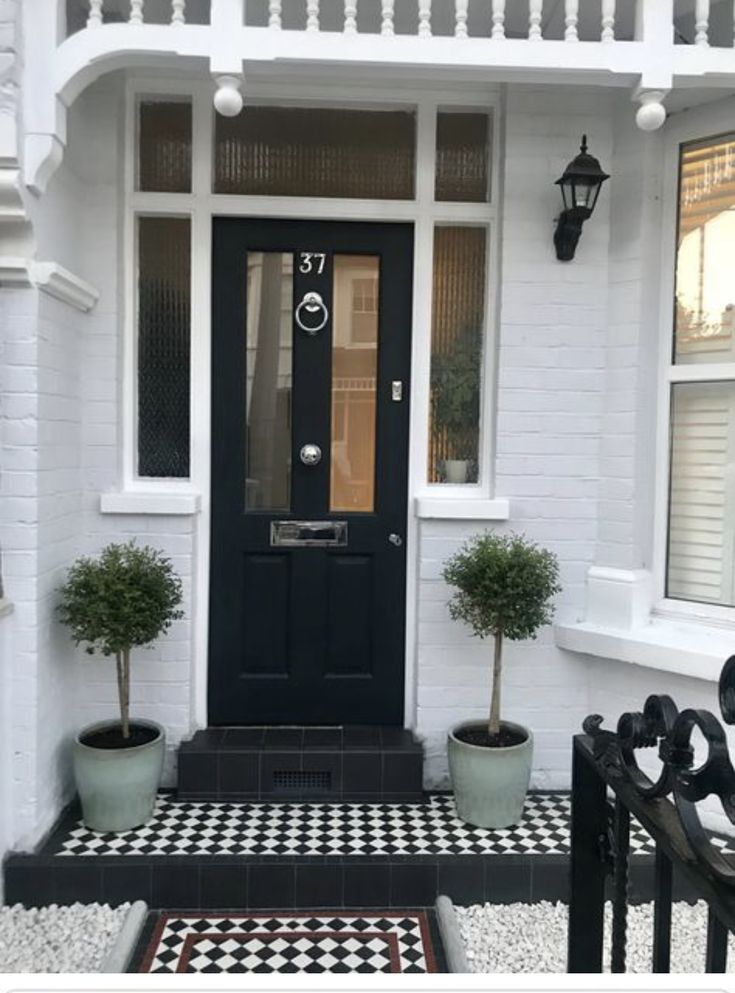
[635, 92, 666, 132]
[214, 76, 244, 117]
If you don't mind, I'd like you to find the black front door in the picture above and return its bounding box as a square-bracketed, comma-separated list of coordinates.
[209, 219, 414, 725]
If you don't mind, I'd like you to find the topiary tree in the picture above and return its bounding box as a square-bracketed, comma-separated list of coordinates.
[443, 532, 561, 741]
[57, 542, 184, 740]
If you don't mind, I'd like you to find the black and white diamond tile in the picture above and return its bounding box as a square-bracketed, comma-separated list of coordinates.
[140, 912, 438, 973]
[56, 792, 658, 857]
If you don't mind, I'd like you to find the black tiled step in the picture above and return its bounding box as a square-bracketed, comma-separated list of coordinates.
[177, 725, 424, 802]
[3, 851, 696, 911]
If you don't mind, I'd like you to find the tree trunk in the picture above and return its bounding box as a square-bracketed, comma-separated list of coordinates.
[488, 631, 503, 738]
[117, 648, 131, 740]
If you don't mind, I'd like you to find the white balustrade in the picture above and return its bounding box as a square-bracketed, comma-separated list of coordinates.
[171, 0, 185, 24]
[87, 0, 103, 27]
[268, 1, 281, 29]
[491, 0, 505, 39]
[528, 0, 543, 40]
[306, 0, 319, 32]
[129, 0, 144, 24]
[418, 0, 431, 38]
[455, 0, 468, 38]
[695, 0, 710, 46]
[344, 1, 357, 35]
[601, 0, 615, 41]
[381, 0, 394, 36]
[564, 0, 578, 41]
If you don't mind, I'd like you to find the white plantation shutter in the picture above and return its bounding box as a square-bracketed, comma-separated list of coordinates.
[667, 383, 735, 606]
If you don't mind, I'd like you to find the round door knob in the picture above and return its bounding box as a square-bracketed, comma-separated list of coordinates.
[300, 443, 322, 466]
[388, 533, 403, 547]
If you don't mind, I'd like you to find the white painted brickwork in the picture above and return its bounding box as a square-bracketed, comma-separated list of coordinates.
[418, 88, 612, 789]
[3, 52, 735, 854]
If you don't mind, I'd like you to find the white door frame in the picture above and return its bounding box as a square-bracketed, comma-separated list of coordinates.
[120, 73, 502, 729]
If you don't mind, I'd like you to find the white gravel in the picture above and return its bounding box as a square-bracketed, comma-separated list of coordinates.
[0, 902, 131, 973]
[456, 900, 735, 973]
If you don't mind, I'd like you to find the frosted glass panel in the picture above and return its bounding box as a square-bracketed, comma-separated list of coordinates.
[137, 217, 191, 478]
[138, 100, 192, 193]
[215, 107, 415, 199]
[435, 112, 491, 203]
[429, 227, 486, 484]
[331, 256, 378, 513]
[667, 381, 735, 607]
[245, 253, 293, 511]
[675, 134, 735, 364]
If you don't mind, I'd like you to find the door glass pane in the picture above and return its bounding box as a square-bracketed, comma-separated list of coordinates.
[214, 107, 415, 199]
[245, 252, 293, 510]
[330, 255, 379, 512]
[667, 381, 735, 607]
[675, 134, 735, 364]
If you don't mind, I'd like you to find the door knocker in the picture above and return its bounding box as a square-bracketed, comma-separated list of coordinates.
[295, 291, 329, 335]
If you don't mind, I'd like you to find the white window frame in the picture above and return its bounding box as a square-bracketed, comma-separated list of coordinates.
[123, 79, 501, 503]
[652, 97, 735, 626]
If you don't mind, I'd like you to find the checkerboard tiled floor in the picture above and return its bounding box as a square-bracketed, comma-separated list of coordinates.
[139, 912, 438, 973]
[55, 792, 658, 857]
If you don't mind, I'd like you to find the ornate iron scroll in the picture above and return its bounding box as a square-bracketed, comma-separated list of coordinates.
[583, 656, 735, 883]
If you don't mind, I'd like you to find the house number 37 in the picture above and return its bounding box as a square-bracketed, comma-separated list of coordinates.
[298, 252, 326, 274]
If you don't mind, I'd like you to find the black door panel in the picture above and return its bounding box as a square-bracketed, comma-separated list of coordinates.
[209, 219, 413, 725]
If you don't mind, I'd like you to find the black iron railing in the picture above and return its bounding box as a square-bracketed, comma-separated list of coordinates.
[568, 657, 735, 973]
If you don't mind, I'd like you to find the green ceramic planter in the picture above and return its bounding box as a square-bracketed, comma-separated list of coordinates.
[73, 719, 165, 832]
[447, 719, 533, 828]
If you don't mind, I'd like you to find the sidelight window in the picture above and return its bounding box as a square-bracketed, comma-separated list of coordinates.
[428, 226, 488, 485]
[136, 216, 191, 478]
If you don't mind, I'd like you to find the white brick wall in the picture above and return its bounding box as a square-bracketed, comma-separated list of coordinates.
[417, 87, 613, 788]
[3, 66, 732, 853]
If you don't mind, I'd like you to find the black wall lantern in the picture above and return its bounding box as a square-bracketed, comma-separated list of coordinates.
[553, 135, 609, 261]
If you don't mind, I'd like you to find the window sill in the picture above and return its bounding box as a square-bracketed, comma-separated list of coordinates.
[99, 491, 201, 516]
[415, 497, 510, 521]
[554, 616, 734, 684]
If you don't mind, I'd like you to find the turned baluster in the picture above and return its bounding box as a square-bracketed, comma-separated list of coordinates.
[564, 0, 578, 40]
[601, 0, 615, 42]
[306, 0, 319, 32]
[268, 1, 281, 29]
[171, 0, 185, 24]
[695, 0, 710, 45]
[129, 0, 144, 23]
[528, 0, 543, 40]
[491, 0, 505, 39]
[418, 0, 431, 37]
[381, 0, 394, 36]
[87, 0, 103, 27]
[455, 0, 468, 38]
[344, 0, 357, 34]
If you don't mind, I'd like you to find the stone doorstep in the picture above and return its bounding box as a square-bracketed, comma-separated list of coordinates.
[177, 726, 424, 803]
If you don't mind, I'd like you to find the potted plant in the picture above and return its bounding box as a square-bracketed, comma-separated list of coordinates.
[430, 327, 481, 483]
[58, 541, 183, 831]
[443, 531, 561, 828]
